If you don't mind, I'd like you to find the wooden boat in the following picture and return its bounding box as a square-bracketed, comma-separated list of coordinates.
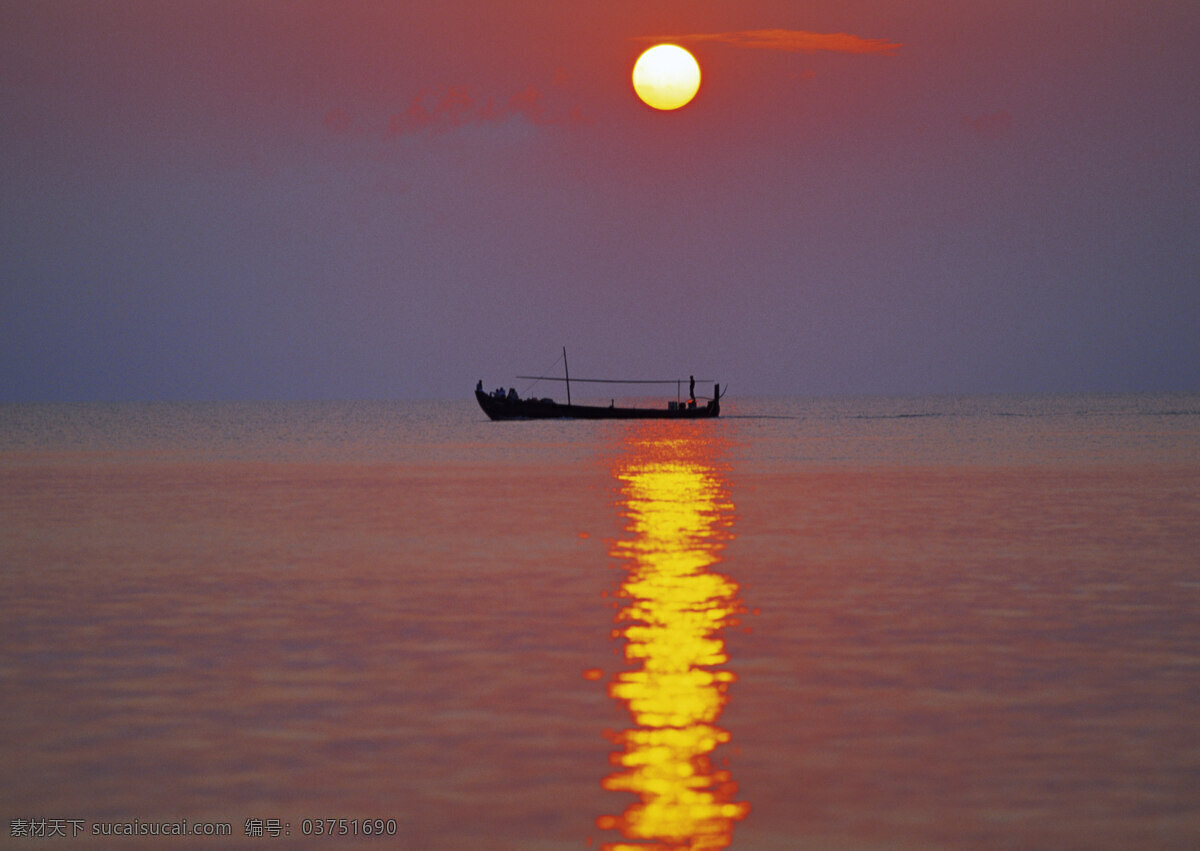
[475, 388, 720, 420]
[475, 349, 721, 421]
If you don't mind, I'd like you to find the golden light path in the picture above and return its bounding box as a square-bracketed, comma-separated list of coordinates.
[598, 425, 749, 849]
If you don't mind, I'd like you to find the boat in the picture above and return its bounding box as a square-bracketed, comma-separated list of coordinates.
[475, 349, 721, 421]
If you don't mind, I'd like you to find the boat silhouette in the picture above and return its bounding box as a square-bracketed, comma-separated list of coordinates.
[475, 349, 721, 421]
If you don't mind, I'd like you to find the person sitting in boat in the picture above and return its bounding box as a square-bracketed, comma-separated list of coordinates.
[507, 387, 519, 401]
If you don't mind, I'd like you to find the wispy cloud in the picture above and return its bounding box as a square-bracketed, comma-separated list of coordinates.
[385, 84, 590, 136]
[639, 28, 902, 56]
[964, 109, 1013, 139]
[324, 81, 591, 140]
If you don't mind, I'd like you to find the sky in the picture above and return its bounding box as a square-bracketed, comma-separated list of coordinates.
[3, 0, 1198, 401]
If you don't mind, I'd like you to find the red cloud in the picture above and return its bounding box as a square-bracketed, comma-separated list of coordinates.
[964, 109, 1013, 139]
[323, 108, 352, 134]
[640, 28, 902, 56]
[383, 85, 589, 136]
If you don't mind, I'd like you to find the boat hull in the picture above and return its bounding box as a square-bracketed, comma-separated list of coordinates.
[475, 391, 719, 421]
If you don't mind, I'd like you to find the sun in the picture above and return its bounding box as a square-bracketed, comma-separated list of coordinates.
[632, 44, 701, 111]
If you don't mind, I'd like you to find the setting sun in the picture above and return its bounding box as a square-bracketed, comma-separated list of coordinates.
[632, 44, 701, 110]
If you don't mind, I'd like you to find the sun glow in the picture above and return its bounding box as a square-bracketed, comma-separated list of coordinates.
[632, 44, 701, 111]
[597, 426, 749, 849]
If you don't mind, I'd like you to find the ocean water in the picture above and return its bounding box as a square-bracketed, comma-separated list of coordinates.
[2, 394, 1198, 848]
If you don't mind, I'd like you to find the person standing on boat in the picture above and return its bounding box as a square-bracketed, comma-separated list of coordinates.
[689, 375, 696, 407]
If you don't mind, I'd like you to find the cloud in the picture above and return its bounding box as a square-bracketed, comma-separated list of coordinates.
[382, 85, 590, 136]
[639, 28, 902, 56]
[323, 108, 353, 134]
[964, 109, 1013, 139]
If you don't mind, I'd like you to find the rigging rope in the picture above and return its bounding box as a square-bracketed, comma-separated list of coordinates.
[519, 350, 564, 396]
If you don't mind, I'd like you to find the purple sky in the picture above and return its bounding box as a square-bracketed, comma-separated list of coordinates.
[3, 1, 1198, 401]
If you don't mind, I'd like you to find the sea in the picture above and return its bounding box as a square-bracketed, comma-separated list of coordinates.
[2, 393, 1198, 848]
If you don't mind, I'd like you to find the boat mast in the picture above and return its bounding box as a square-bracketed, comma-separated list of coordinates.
[563, 346, 571, 406]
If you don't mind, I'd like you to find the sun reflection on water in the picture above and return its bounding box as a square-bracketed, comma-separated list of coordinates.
[598, 426, 749, 849]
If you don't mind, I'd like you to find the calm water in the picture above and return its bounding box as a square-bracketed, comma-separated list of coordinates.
[2, 394, 1199, 848]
